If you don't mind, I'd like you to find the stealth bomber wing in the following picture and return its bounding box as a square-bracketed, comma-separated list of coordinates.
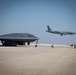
[0, 33, 39, 46]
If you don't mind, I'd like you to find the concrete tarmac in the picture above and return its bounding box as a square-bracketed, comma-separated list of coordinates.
[0, 46, 76, 75]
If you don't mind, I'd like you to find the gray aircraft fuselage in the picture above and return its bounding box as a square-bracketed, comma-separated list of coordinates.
[46, 25, 76, 36]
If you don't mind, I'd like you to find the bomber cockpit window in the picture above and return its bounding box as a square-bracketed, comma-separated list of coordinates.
[28, 34, 33, 37]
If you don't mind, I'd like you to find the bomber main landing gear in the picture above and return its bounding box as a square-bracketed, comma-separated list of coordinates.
[27, 42, 30, 45]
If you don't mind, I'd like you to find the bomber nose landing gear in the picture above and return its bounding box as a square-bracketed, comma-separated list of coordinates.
[35, 40, 38, 47]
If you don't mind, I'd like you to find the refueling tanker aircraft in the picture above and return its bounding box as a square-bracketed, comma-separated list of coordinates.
[46, 25, 76, 36]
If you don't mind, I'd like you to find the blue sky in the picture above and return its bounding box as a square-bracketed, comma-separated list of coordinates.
[0, 0, 76, 44]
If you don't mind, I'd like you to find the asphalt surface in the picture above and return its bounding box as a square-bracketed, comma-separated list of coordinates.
[0, 46, 76, 75]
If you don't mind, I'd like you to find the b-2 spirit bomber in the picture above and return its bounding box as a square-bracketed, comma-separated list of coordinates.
[0, 33, 38, 46]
